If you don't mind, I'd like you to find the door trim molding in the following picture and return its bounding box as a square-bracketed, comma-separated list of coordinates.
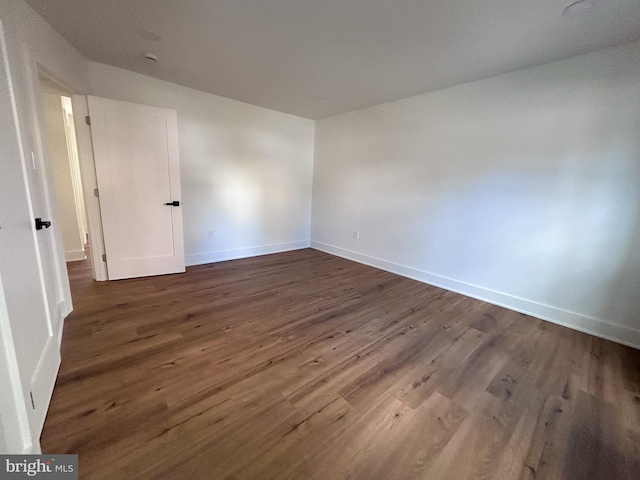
[71, 95, 107, 281]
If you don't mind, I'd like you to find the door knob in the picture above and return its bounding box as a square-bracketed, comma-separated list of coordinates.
[164, 201, 180, 206]
[35, 218, 52, 230]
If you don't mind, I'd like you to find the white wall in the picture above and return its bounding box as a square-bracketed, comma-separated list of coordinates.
[88, 62, 315, 265]
[42, 93, 85, 261]
[312, 41, 640, 349]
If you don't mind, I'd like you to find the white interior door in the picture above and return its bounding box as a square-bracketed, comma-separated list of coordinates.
[88, 96, 185, 280]
[0, 18, 67, 451]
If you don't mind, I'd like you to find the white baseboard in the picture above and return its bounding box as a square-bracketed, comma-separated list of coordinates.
[311, 241, 640, 350]
[64, 250, 86, 262]
[186, 240, 310, 267]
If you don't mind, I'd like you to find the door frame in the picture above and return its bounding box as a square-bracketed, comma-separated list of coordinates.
[38, 67, 107, 281]
[71, 94, 107, 281]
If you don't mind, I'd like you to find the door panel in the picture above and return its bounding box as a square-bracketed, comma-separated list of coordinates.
[88, 96, 184, 280]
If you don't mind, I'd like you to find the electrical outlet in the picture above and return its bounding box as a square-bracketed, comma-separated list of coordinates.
[208, 230, 214, 239]
[353, 230, 360, 240]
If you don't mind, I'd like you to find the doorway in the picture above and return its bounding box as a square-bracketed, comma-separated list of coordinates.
[38, 71, 184, 283]
[37, 68, 108, 284]
[40, 89, 88, 263]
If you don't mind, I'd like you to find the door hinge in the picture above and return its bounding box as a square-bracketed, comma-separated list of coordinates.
[85, 115, 91, 126]
[29, 390, 35, 410]
[94, 188, 99, 198]
[102, 253, 107, 262]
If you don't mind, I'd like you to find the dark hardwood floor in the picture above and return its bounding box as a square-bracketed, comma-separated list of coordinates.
[41, 249, 640, 479]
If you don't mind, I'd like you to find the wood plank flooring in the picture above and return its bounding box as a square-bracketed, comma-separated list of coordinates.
[41, 249, 640, 479]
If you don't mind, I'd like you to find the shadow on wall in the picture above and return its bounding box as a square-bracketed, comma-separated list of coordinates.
[598, 201, 640, 332]
[410, 161, 640, 331]
[340, 85, 640, 332]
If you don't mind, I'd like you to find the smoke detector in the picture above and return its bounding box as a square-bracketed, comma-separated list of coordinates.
[144, 53, 158, 63]
[139, 29, 162, 42]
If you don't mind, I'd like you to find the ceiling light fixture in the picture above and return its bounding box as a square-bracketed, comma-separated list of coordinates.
[144, 53, 158, 63]
[313, 95, 326, 100]
[562, 0, 597, 17]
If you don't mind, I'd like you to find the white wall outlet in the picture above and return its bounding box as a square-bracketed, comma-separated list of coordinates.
[353, 230, 360, 240]
[207, 230, 214, 238]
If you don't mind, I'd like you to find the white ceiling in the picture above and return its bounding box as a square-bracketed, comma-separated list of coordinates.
[25, 0, 640, 119]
